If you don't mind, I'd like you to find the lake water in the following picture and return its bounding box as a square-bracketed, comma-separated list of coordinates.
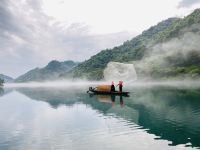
[0, 85, 200, 150]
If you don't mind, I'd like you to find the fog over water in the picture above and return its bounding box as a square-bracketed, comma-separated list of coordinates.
[4, 80, 200, 89]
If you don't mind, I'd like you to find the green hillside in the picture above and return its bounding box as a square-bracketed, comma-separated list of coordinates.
[135, 9, 200, 80]
[15, 60, 78, 82]
[64, 9, 200, 80]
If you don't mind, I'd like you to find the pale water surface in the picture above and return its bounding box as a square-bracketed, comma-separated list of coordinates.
[0, 85, 200, 150]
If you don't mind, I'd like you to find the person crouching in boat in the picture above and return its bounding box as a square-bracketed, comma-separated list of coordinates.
[111, 81, 115, 92]
[117, 81, 123, 92]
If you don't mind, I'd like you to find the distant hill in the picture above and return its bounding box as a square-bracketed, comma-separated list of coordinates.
[15, 60, 78, 82]
[61, 9, 200, 80]
[0, 74, 13, 83]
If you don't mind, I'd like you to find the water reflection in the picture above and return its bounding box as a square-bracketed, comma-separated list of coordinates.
[2, 86, 200, 149]
[16, 88, 83, 108]
[129, 87, 200, 148]
[89, 94, 124, 108]
[0, 87, 13, 97]
[0, 87, 4, 97]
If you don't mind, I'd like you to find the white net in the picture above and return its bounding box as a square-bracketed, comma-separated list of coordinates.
[104, 62, 137, 82]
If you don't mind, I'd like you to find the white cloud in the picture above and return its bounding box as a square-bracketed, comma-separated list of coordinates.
[178, 0, 200, 8]
[42, 0, 189, 34]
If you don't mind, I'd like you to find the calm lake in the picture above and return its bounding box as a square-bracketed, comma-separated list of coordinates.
[0, 85, 200, 150]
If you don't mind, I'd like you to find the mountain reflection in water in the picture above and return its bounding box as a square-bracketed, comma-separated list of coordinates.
[0, 86, 200, 149]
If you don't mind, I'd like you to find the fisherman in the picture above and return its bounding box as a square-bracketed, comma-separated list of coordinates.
[117, 81, 123, 92]
[111, 81, 115, 92]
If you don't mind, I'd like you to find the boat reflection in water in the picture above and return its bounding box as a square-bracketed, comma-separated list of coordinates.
[88, 92, 140, 126]
[90, 94, 124, 108]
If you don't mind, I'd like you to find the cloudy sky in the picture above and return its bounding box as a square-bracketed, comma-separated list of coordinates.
[0, 0, 200, 77]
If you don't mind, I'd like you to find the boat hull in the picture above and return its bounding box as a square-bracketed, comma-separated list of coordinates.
[88, 88, 129, 97]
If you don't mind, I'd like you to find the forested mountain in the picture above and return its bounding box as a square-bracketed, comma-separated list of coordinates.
[135, 9, 200, 79]
[0, 74, 13, 83]
[15, 60, 78, 82]
[62, 9, 200, 80]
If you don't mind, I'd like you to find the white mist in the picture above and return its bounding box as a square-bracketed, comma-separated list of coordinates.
[104, 62, 137, 82]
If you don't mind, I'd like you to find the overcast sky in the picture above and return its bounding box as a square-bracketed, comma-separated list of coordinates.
[0, 0, 200, 78]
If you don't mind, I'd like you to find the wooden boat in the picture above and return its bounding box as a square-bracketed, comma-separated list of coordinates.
[88, 87, 129, 96]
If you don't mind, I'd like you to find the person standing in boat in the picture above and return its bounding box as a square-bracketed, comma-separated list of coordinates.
[111, 81, 115, 92]
[117, 81, 123, 92]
